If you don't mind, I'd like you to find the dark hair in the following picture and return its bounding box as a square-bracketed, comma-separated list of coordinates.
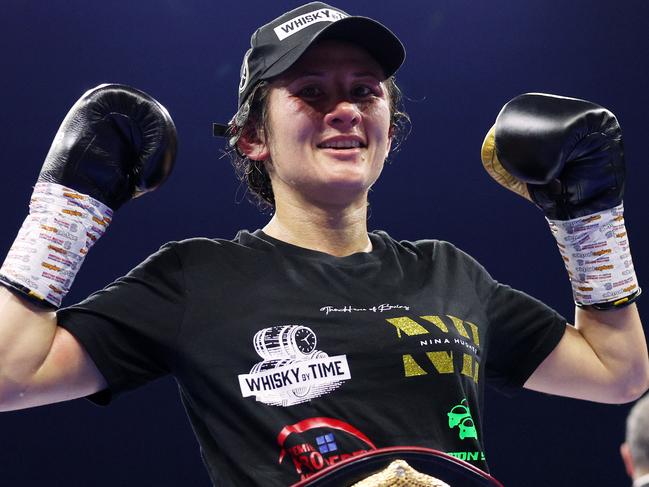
[227, 77, 411, 211]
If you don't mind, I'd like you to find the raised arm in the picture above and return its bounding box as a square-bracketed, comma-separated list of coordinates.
[0, 84, 176, 411]
[481, 93, 649, 403]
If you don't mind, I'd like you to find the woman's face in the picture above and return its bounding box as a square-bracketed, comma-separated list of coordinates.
[252, 40, 393, 208]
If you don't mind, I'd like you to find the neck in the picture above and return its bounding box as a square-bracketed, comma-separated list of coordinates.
[263, 195, 371, 257]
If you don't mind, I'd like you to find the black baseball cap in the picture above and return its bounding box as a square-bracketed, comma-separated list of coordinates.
[213, 2, 405, 142]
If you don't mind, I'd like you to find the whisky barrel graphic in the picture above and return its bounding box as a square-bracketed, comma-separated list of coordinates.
[253, 325, 317, 360]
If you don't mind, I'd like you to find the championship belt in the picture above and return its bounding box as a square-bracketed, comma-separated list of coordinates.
[290, 447, 504, 487]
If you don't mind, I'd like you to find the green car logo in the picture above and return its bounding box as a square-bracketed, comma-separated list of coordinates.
[447, 399, 478, 440]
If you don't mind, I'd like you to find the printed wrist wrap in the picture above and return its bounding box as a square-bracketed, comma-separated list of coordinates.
[547, 203, 640, 308]
[0, 182, 112, 307]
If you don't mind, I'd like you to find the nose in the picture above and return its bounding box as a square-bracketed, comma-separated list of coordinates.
[324, 101, 361, 131]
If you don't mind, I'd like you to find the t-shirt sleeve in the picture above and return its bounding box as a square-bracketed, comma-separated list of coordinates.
[483, 281, 567, 395]
[457, 247, 567, 395]
[57, 242, 186, 404]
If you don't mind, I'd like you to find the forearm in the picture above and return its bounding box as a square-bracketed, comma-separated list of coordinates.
[574, 304, 649, 401]
[0, 286, 58, 400]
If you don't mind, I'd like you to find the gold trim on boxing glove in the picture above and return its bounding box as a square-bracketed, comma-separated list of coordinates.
[480, 125, 532, 202]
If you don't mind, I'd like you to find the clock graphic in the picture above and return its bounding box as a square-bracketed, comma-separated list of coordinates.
[294, 327, 317, 355]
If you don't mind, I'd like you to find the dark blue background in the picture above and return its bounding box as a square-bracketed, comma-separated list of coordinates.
[1, 1, 647, 485]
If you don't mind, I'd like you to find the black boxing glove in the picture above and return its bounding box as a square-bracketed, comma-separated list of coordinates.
[0, 84, 177, 307]
[491, 93, 624, 220]
[481, 93, 640, 309]
[38, 83, 176, 210]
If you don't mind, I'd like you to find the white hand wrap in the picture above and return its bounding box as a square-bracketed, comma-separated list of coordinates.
[0, 182, 112, 307]
[547, 203, 640, 308]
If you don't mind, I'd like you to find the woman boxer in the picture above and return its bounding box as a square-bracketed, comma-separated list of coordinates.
[0, 2, 646, 486]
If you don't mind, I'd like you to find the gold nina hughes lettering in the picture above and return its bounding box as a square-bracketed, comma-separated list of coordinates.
[386, 315, 480, 383]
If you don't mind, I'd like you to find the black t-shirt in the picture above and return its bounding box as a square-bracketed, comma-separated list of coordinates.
[57, 230, 566, 486]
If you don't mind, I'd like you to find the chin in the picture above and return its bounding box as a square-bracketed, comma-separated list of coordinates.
[311, 180, 373, 206]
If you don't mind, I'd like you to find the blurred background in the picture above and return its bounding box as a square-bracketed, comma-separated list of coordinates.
[1, 0, 647, 485]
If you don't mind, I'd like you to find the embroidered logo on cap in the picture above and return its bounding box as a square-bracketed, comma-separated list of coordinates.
[273, 8, 348, 41]
[238, 48, 253, 95]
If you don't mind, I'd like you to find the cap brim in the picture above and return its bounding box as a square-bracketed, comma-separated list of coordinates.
[263, 16, 405, 81]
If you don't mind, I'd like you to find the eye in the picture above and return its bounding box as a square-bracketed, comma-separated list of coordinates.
[297, 85, 323, 99]
[352, 85, 374, 98]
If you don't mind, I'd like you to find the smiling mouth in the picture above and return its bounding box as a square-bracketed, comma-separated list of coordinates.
[317, 140, 365, 149]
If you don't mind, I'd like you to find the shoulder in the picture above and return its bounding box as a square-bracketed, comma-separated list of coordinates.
[372, 230, 482, 265]
[161, 231, 258, 258]
[121, 236, 247, 279]
[165, 237, 227, 254]
[154, 231, 273, 277]
[372, 231, 495, 288]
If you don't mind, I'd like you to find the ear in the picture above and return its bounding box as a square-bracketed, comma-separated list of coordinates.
[385, 126, 394, 157]
[236, 126, 270, 161]
[621, 442, 635, 478]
